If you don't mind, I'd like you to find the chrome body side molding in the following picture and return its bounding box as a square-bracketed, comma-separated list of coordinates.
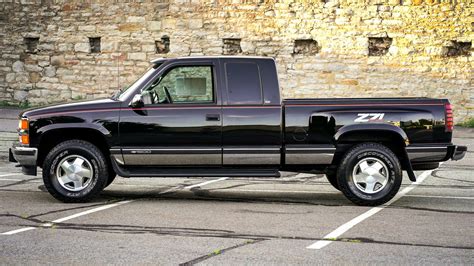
[223, 146, 281, 165]
[119, 147, 222, 166]
[285, 145, 336, 165]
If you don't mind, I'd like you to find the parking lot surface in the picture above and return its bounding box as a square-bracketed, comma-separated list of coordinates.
[1, 136, 473, 264]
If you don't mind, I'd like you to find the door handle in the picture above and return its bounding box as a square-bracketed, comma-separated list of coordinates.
[206, 114, 220, 121]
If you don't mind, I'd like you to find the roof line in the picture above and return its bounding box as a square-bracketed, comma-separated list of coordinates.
[149, 55, 274, 64]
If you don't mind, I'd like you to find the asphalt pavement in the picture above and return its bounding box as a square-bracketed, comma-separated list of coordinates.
[0, 108, 473, 264]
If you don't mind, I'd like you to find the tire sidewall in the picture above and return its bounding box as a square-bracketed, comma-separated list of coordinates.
[43, 141, 107, 201]
[338, 144, 402, 203]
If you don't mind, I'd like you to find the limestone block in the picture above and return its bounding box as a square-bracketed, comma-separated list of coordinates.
[12, 61, 24, 73]
[43, 66, 56, 77]
[38, 60, 50, 67]
[14, 90, 28, 101]
[142, 44, 156, 52]
[101, 41, 116, 52]
[128, 52, 146, 61]
[148, 21, 161, 31]
[29, 72, 41, 83]
[25, 64, 42, 72]
[6, 73, 15, 83]
[74, 43, 90, 53]
[78, 25, 96, 32]
[51, 55, 65, 66]
[189, 19, 203, 29]
[127, 16, 145, 23]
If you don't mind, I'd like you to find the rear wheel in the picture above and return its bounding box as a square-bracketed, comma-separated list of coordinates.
[42, 140, 109, 203]
[337, 142, 402, 206]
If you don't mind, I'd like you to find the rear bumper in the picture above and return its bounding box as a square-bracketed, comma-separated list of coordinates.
[448, 145, 467, 161]
[9, 143, 38, 176]
[406, 144, 467, 163]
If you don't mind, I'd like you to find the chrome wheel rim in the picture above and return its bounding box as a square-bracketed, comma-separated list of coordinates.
[56, 155, 93, 192]
[352, 157, 389, 194]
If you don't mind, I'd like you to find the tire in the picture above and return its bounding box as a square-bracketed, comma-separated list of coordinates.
[42, 140, 109, 203]
[337, 142, 402, 206]
[325, 173, 340, 191]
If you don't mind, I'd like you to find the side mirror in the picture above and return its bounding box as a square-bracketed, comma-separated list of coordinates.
[129, 94, 144, 108]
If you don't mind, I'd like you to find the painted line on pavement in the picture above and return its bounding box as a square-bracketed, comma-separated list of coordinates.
[1, 227, 36, 235]
[307, 169, 433, 250]
[184, 177, 229, 189]
[1, 200, 133, 236]
[2, 177, 230, 236]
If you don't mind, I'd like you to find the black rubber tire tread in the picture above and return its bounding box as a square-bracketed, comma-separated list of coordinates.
[325, 173, 340, 191]
[337, 142, 402, 206]
[42, 139, 109, 203]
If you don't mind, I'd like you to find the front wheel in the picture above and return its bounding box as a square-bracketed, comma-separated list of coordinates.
[337, 142, 402, 206]
[42, 140, 109, 203]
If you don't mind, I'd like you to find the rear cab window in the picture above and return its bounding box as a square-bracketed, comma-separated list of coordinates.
[225, 62, 263, 105]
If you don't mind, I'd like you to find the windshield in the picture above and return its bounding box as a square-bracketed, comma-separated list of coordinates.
[113, 64, 161, 101]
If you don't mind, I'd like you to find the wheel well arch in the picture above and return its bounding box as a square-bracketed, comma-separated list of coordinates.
[332, 129, 407, 168]
[37, 128, 111, 167]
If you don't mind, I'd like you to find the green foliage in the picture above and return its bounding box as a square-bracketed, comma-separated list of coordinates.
[0, 100, 31, 108]
[457, 117, 474, 128]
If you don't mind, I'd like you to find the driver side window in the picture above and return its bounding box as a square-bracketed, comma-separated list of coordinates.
[142, 66, 214, 104]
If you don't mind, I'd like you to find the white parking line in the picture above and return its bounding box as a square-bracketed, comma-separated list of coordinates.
[307, 169, 433, 250]
[1, 177, 230, 236]
[1, 227, 36, 235]
[184, 177, 229, 189]
[1, 200, 133, 236]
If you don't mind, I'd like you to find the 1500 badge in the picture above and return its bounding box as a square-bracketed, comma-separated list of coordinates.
[354, 113, 385, 122]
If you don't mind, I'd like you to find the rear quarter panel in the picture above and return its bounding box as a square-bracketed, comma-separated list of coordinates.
[284, 101, 450, 146]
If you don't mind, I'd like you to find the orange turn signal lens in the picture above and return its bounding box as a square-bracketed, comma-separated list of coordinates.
[18, 118, 29, 145]
[20, 135, 29, 145]
[19, 118, 29, 130]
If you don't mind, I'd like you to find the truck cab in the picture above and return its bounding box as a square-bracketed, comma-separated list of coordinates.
[117, 57, 282, 171]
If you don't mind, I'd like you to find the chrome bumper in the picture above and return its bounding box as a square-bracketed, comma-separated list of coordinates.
[406, 144, 467, 162]
[450, 145, 467, 161]
[9, 143, 38, 175]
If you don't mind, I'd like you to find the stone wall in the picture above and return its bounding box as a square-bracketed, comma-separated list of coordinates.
[0, 0, 472, 121]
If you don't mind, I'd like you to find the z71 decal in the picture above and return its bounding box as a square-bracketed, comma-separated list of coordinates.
[354, 113, 385, 123]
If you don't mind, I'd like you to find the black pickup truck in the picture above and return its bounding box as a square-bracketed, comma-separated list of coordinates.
[10, 56, 467, 205]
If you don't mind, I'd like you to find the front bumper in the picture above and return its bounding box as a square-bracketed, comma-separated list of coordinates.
[9, 142, 38, 175]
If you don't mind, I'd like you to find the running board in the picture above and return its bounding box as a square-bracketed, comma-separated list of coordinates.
[110, 157, 280, 178]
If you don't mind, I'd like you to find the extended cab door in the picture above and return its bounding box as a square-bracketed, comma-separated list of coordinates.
[118, 59, 222, 166]
[220, 58, 282, 165]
